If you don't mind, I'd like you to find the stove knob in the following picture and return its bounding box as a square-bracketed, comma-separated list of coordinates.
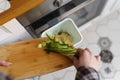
[53, 0, 62, 7]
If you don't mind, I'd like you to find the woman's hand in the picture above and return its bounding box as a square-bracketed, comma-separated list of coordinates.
[0, 61, 13, 80]
[0, 60, 12, 67]
[72, 48, 101, 71]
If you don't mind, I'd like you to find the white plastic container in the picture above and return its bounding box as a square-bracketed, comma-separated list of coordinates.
[41, 18, 83, 47]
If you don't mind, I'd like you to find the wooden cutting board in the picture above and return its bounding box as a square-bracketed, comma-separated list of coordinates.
[0, 37, 73, 79]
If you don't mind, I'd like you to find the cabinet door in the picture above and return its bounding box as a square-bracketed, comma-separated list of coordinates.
[0, 18, 33, 45]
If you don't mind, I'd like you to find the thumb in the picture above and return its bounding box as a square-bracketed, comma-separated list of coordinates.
[73, 56, 79, 68]
[96, 56, 101, 62]
[0, 61, 12, 66]
[67, 55, 74, 60]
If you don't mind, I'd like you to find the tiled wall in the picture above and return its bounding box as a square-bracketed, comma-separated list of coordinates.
[78, 9, 120, 80]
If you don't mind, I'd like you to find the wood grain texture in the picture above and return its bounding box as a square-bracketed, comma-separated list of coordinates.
[0, 37, 73, 79]
[0, 0, 45, 25]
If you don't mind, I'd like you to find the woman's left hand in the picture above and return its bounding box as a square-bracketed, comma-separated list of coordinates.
[0, 60, 12, 66]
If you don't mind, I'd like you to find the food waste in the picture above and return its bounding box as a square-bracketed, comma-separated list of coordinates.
[38, 34, 77, 55]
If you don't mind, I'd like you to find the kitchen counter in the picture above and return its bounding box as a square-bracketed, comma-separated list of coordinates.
[0, 0, 45, 25]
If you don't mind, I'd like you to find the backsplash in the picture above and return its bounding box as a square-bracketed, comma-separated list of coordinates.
[0, 0, 10, 13]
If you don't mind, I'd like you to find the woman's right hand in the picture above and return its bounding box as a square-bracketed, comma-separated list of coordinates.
[0, 60, 12, 66]
[73, 48, 101, 71]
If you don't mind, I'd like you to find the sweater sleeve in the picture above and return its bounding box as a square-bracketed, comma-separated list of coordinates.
[0, 72, 14, 80]
[75, 66, 100, 80]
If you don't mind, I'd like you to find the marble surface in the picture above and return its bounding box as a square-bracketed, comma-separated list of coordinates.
[28, 9, 120, 80]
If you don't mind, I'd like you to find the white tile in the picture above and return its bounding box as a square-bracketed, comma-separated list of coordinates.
[87, 43, 101, 55]
[86, 24, 97, 32]
[41, 67, 75, 80]
[107, 11, 119, 21]
[95, 16, 109, 26]
[51, 68, 69, 79]
[52, 77, 63, 80]
[99, 74, 105, 80]
[108, 31, 120, 43]
[97, 37, 112, 50]
[65, 66, 76, 71]
[108, 20, 120, 31]
[96, 26, 110, 37]
[110, 43, 120, 56]
[100, 63, 116, 79]
[99, 61, 103, 71]
[77, 38, 88, 48]
[40, 69, 76, 80]
[83, 31, 99, 43]
[114, 72, 120, 80]
[118, 11, 120, 20]
[80, 29, 88, 37]
[40, 73, 54, 80]
[77, 30, 89, 48]
[63, 70, 76, 80]
[40, 66, 75, 80]
[112, 57, 120, 71]
[104, 79, 115, 80]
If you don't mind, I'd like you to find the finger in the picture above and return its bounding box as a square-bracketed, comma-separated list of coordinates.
[82, 49, 90, 60]
[95, 56, 101, 62]
[85, 48, 92, 53]
[73, 55, 79, 63]
[73, 56, 79, 68]
[83, 49, 90, 55]
[0, 61, 12, 66]
[1, 62, 12, 66]
[85, 48, 94, 56]
[68, 55, 74, 60]
[77, 48, 84, 54]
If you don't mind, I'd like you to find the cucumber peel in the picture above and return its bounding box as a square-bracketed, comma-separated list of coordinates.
[38, 33, 77, 55]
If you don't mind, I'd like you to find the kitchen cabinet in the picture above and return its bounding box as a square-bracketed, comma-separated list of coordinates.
[101, 0, 120, 15]
[0, 26, 12, 42]
[0, 19, 33, 45]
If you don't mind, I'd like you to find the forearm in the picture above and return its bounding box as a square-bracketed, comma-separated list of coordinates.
[75, 66, 100, 80]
